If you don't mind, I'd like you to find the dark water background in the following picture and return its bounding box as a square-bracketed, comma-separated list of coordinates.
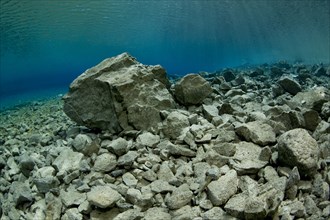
[0, 0, 329, 108]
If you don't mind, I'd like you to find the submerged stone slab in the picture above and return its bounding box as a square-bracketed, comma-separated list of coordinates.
[63, 53, 175, 133]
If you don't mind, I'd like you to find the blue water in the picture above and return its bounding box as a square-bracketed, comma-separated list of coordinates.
[1, 0, 329, 108]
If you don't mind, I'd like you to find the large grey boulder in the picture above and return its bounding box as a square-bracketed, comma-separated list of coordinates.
[278, 128, 319, 177]
[174, 74, 212, 105]
[63, 53, 175, 133]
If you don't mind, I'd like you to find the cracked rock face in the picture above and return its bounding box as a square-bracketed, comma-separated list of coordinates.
[63, 52, 175, 133]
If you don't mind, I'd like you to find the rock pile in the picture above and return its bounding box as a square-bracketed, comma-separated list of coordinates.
[0, 56, 329, 219]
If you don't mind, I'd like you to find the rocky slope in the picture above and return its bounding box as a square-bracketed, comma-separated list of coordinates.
[0, 55, 329, 220]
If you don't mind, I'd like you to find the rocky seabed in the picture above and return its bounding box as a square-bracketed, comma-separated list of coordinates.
[0, 53, 330, 220]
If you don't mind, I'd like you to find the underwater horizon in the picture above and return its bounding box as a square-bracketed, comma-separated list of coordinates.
[0, 0, 329, 108]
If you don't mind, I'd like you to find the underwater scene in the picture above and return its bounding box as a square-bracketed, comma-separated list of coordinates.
[0, 0, 330, 219]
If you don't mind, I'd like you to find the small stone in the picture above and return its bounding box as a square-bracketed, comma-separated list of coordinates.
[174, 74, 212, 105]
[278, 128, 319, 177]
[72, 134, 92, 152]
[286, 167, 300, 189]
[195, 133, 212, 143]
[126, 188, 142, 205]
[302, 109, 321, 131]
[297, 180, 313, 193]
[144, 207, 171, 220]
[201, 207, 231, 220]
[223, 70, 236, 82]
[312, 174, 330, 200]
[60, 186, 86, 207]
[199, 199, 213, 210]
[202, 104, 219, 122]
[33, 166, 60, 193]
[244, 197, 267, 220]
[170, 205, 200, 219]
[104, 137, 128, 156]
[259, 146, 272, 161]
[136, 132, 160, 148]
[224, 193, 247, 219]
[278, 76, 302, 95]
[90, 209, 120, 220]
[235, 121, 276, 146]
[10, 181, 33, 207]
[113, 208, 143, 220]
[167, 143, 196, 157]
[62, 208, 83, 220]
[122, 172, 138, 187]
[142, 169, 157, 182]
[117, 151, 139, 167]
[263, 166, 279, 183]
[19, 155, 35, 177]
[288, 200, 306, 218]
[93, 153, 117, 172]
[150, 180, 175, 193]
[304, 195, 320, 216]
[207, 170, 238, 206]
[212, 142, 236, 157]
[162, 111, 190, 139]
[87, 185, 121, 208]
[165, 184, 193, 209]
[53, 148, 84, 174]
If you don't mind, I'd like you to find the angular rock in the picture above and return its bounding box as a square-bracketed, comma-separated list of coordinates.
[87, 185, 121, 208]
[10, 181, 33, 208]
[60, 186, 86, 207]
[103, 137, 128, 156]
[174, 74, 212, 105]
[165, 184, 193, 209]
[144, 207, 171, 220]
[72, 134, 99, 156]
[278, 128, 319, 177]
[224, 193, 247, 219]
[33, 166, 60, 193]
[223, 69, 236, 82]
[278, 76, 302, 95]
[207, 170, 238, 206]
[291, 86, 330, 112]
[93, 153, 117, 172]
[202, 104, 219, 122]
[53, 148, 84, 174]
[230, 142, 267, 174]
[112, 208, 142, 220]
[122, 172, 138, 187]
[19, 155, 35, 177]
[166, 143, 196, 157]
[244, 197, 267, 220]
[62, 208, 83, 220]
[117, 151, 139, 167]
[302, 109, 321, 131]
[136, 132, 160, 148]
[150, 180, 175, 193]
[162, 111, 190, 139]
[235, 121, 276, 146]
[170, 205, 201, 219]
[63, 53, 175, 133]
